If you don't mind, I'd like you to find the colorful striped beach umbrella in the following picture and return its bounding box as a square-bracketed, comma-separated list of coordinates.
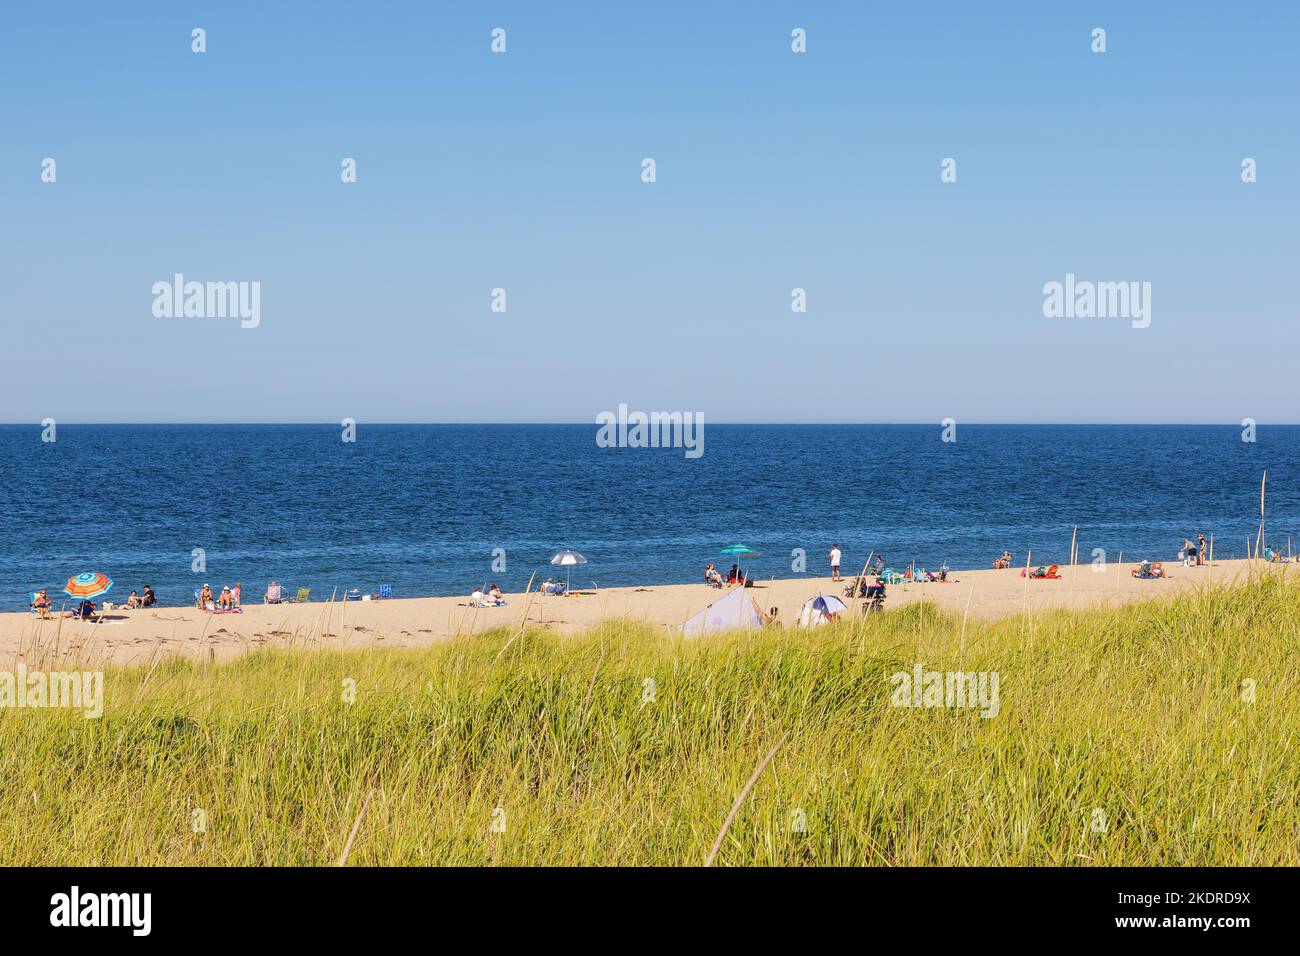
[63, 571, 113, 600]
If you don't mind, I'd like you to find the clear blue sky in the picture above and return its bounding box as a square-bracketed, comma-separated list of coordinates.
[2, 1, 1295, 423]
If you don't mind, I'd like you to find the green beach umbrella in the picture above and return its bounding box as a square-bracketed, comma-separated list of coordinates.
[719, 545, 760, 582]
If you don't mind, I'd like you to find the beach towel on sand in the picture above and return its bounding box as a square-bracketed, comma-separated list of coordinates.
[1021, 564, 1061, 579]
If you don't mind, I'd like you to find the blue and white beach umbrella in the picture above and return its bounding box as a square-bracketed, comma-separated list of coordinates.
[549, 550, 587, 593]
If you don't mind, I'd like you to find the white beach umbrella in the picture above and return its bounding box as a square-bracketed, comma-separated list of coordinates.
[549, 550, 587, 593]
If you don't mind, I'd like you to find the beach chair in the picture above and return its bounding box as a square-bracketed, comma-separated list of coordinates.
[287, 587, 311, 603]
[28, 592, 53, 617]
[861, 585, 886, 615]
[69, 600, 99, 622]
[378, 583, 393, 599]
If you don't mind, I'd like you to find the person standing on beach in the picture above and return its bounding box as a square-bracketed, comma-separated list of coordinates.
[828, 544, 842, 581]
[1197, 533, 1207, 566]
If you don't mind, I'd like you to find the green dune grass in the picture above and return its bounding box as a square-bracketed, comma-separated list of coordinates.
[1, 572, 1296, 866]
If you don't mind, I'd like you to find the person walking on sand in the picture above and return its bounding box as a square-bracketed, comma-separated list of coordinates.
[828, 543, 842, 582]
[1197, 533, 1207, 566]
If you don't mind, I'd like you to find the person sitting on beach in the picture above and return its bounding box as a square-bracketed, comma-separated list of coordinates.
[472, 586, 502, 607]
[264, 581, 283, 604]
[704, 563, 724, 587]
[198, 584, 214, 609]
[762, 606, 783, 628]
[218, 586, 234, 610]
[728, 563, 744, 584]
[125, 590, 143, 609]
[32, 589, 51, 619]
[993, 550, 1013, 570]
[142, 585, 156, 607]
[540, 577, 555, 594]
[75, 599, 97, 620]
[489, 583, 506, 605]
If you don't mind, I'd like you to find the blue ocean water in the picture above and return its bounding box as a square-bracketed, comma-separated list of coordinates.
[0, 424, 1295, 611]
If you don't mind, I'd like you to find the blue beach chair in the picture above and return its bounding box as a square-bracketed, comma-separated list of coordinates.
[378, 583, 393, 599]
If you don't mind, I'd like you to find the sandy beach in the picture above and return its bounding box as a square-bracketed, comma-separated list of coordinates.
[1, 558, 1278, 669]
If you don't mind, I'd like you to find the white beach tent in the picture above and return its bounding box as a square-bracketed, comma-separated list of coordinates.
[798, 594, 848, 627]
[681, 586, 765, 637]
